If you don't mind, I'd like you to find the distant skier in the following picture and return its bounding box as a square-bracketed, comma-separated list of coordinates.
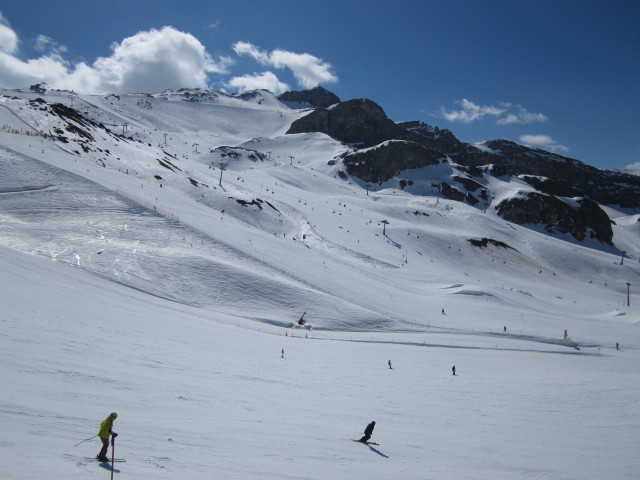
[281, 349, 285, 358]
[388, 360, 392, 369]
[96, 412, 118, 462]
[503, 326, 507, 333]
[616, 342, 620, 350]
[564, 329, 568, 340]
[441, 308, 446, 315]
[452, 365, 456, 376]
[359, 421, 376, 443]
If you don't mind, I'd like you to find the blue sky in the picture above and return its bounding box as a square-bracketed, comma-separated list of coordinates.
[1, 0, 638, 170]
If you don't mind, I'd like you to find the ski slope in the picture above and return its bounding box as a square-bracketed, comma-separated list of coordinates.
[1, 88, 639, 479]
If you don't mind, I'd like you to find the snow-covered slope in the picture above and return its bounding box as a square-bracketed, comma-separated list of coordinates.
[1, 88, 639, 479]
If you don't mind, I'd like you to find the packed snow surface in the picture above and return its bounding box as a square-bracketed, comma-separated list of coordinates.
[1, 88, 639, 479]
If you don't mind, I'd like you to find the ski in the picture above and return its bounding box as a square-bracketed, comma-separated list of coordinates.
[84, 457, 126, 462]
[351, 439, 379, 445]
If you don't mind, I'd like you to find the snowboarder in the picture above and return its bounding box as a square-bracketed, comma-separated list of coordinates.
[96, 412, 118, 462]
[359, 421, 376, 443]
[452, 365, 456, 376]
[388, 360, 392, 369]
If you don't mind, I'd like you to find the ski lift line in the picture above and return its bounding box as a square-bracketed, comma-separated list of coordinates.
[0, 103, 44, 136]
[67, 95, 140, 130]
[216, 163, 371, 218]
[200, 171, 372, 245]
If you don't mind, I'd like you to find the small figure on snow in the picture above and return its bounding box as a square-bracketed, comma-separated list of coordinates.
[441, 308, 446, 315]
[616, 342, 620, 350]
[388, 360, 392, 369]
[564, 329, 568, 340]
[359, 421, 376, 443]
[96, 412, 118, 462]
[452, 365, 456, 376]
[281, 349, 285, 358]
[503, 326, 507, 333]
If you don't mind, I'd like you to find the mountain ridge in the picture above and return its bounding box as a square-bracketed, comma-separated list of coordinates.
[282, 88, 640, 245]
[1, 85, 638, 330]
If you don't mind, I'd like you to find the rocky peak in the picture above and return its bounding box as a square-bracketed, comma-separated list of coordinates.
[286, 98, 410, 147]
[284, 94, 640, 247]
[398, 121, 462, 155]
[278, 86, 341, 109]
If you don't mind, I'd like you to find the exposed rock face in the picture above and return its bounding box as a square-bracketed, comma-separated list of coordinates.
[455, 139, 640, 209]
[519, 175, 580, 197]
[440, 182, 475, 204]
[278, 86, 340, 108]
[288, 94, 640, 211]
[468, 238, 515, 250]
[341, 141, 441, 183]
[496, 193, 613, 244]
[287, 98, 410, 147]
[284, 91, 637, 246]
[398, 121, 463, 155]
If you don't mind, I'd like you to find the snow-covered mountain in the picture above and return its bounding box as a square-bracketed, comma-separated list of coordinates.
[1, 87, 639, 479]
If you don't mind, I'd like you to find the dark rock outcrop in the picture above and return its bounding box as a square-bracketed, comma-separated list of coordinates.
[440, 182, 479, 205]
[287, 98, 411, 147]
[288, 97, 640, 211]
[278, 86, 340, 109]
[398, 121, 463, 155]
[496, 193, 613, 244]
[454, 139, 640, 209]
[285, 94, 639, 245]
[468, 238, 515, 250]
[341, 141, 442, 183]
[519, 175, 580, 197]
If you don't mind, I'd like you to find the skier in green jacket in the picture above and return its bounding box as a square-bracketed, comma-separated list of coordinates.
[96, 412, 118, 461]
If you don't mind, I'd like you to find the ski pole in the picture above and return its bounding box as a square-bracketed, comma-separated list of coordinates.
[110, 436, 116, 480]
[73, 434, 98, 447]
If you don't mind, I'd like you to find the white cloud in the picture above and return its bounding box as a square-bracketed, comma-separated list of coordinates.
[497, 106, 547, 125]
[233, 41, 270, 64]
[226, 71, 289, 94]
[0, 24, 231, 93]
[441, 99, 548, 125]
[0, 16, 337, 96]
[622, 161, 640, 176]
[232, 41, 337, 90]
[519, 134, 568, 152]
[0, 13, 18, 54]
[90, 26, 229, 93]
[34, 35, 66, 54]
[440, 98, 506, 123]
[270, 49, 337, 89]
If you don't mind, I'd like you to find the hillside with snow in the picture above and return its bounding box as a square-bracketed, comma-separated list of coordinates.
[1, 87, 639, 479]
